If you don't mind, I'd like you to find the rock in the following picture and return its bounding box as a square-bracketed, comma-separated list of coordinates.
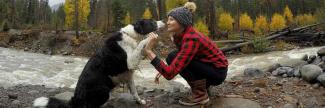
[294, 68, 301, 77]
[244, 68, 264, 77]
[8, 29, 22, 36]
[282, 74, 288, 78]
[278, 59, 308, 68]
[321, 56, 325, 61]
[283, 103, 296, 108]
[311, 56, 322, 65]
[312, 83, 320, 89]
[136, 86, 145, 95]
[317, 73, 325, 86]
[317, 48, 325, 57]
[305, 97, 318, 108]
[28, 90, 39, 94]
[54, 91, 74, 102]
[283, 95, 297, 104]
[300, 64, 323, 82]
[211, 98, 262, 108]
[267, 63, 281, 72]
[8, 93, 18, 99]
[308, 55, 317, 63]
[301, 54, 309, 61]
[272, 67, 294, 77]
[11, 100, 20, 106]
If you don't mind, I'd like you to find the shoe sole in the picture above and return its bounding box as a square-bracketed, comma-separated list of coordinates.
[179, 98, 210, 106]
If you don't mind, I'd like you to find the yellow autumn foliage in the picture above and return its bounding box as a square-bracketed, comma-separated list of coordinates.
[254, 15, 269, 34]
[239, 13, 254, 30]
[124, 12, 132, 25]
[270, 13, 286, 31]
[218, 12, 234, 31]
[64, 0, 90, 29]
[295, 14, 316, 26]
[165, 0, 188, 12]
[194, 20, 210, 36]
[284, 5, 294, 25]
[142, 8, 152, 19]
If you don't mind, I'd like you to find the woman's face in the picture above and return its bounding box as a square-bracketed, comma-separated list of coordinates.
[167, 16, 183, 32]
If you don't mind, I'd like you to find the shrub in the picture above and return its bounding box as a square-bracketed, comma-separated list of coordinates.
[218, 12, 234, 31]
[295, 14, 316, 26]
[2, 20, 10, 32]
[194, 20, 210, 36]
[239, 13, 253, 30]
[252, 36, 270, 53]
[270, 13, 286, 31]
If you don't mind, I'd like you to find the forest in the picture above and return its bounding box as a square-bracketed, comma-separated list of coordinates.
[0, 0, 325, 39]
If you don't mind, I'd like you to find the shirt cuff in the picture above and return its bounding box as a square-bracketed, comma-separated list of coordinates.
[150, 56, 161, 67]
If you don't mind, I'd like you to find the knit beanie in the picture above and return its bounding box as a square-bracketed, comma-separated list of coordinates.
[167, 2, 197, 27]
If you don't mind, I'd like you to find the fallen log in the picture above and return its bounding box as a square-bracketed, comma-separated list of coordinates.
[214, 40, 245, 44]
[220, 23, 322, 52]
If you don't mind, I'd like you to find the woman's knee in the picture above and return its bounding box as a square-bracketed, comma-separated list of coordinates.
[166, 50, 178, 65]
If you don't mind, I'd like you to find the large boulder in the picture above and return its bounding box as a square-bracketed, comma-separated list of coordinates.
[54, 91, 74, 102]
[244, 68, 264, 77]
[317, 73, 325, 86]
[272, 67, 294, 77]
[317, 48, 325, 57]
[278, 58, 308, 68]
[300, 64, 323, 82]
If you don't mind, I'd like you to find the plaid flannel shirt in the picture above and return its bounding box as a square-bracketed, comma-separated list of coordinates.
[151, 26, 228, 80]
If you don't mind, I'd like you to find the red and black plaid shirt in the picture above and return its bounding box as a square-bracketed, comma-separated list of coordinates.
[151, 26, 228, 80]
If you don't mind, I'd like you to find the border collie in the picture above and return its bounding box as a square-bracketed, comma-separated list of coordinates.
[33, 19, 165, 108]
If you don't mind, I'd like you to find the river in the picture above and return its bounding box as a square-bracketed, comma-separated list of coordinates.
[0, 46, 324, 91]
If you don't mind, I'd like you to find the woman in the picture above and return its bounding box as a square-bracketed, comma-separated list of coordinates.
[144, 2, 228, 106]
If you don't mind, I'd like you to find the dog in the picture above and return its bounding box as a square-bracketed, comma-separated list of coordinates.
[33, 19, 165, 108]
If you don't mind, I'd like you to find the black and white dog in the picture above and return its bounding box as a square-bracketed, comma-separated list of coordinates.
[33, 19, 165, 108]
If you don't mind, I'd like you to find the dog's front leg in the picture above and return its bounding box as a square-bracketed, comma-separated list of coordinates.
[127, 38, 148, 70]
[127, 72, 146, 104]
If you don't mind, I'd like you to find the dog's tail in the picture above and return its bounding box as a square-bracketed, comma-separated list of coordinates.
[33, 97, 69, 108]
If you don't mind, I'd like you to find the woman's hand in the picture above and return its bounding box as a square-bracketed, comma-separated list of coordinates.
[145, 32, 158, 60]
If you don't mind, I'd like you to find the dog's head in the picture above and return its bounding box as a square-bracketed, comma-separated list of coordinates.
[121, 19, 165, 39]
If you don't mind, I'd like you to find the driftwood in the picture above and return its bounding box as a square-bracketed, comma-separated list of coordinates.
[220, 23, 322, 52]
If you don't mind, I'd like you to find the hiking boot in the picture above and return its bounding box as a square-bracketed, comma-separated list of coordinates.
[179, 79, 210, 106]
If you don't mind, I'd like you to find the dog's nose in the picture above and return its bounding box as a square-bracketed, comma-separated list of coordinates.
[156, 21, 166, 29]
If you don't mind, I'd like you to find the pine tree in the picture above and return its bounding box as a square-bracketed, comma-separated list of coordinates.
[142, 8, 152, 19]
[112, 0, 126, 29]
[218, 12, 234, 31]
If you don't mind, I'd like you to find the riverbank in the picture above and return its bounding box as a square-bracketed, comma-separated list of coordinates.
[1, 73, 325, 108]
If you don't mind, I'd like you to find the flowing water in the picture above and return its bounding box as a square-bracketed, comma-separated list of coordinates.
[0, 46, 324, 90]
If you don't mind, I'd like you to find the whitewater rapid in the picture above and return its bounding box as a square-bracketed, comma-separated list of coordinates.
[0, 46, 323, 90]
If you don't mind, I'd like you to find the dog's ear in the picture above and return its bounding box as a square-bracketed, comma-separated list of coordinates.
[133, 20, 145, 34]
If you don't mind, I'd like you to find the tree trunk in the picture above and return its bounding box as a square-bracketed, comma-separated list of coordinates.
[156, 0, 162, 20]
[74, 0, 79, 38]
[207, 0, 217, 39]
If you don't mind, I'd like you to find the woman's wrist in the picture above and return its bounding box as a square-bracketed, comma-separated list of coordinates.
[146, 50, 156, 60]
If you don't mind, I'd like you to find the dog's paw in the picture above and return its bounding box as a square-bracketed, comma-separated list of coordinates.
[137, 99, 146, 105]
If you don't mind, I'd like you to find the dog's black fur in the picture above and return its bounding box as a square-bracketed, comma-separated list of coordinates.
[33, 19, 160, 108]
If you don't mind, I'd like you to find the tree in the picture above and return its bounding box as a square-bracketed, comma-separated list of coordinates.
[207, 0, 217, 39]
[88, 0, 97, 28]
[64, 0, 90, 29]
[254, 15, 269, 33]
[165, 0, 187, 12]
[194, 20, 210, 36]
[124, 12, 132, 25]
[218, 12, 234, 31]
[295, 14, 316, 26]
[284, 5, 294, 25]
[270, 13, 286, 31]
[239, 13, 253, 30]
[142, 8, 153, 19]
[112, 0, 126, 29]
